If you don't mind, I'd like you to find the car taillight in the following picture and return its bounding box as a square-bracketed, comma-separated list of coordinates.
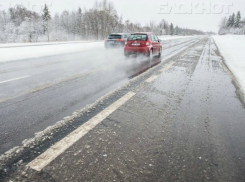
[117, 39, 123, 42]
[146, 39, 150, 45]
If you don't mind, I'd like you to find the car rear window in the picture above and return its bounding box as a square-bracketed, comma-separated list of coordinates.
[128, 34, 148, 41]
[108, 35, 122, 39]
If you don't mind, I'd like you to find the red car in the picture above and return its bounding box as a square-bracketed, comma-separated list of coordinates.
[124, 32, 162, 58]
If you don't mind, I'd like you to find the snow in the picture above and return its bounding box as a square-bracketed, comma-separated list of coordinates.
[0, 41, 104, 62]
[0, 40, 98, 48]
[213, 35, 245, 96]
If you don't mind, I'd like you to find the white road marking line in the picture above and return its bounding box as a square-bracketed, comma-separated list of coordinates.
[0, 76, 30, 84]
[28, 91, 136, 171]
[145, 75, 158, 83]
[160, 62, 175, 73]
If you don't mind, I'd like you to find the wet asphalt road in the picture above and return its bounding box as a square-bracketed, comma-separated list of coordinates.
[0, 37, 200, 155]
[3, 37, 245, 181]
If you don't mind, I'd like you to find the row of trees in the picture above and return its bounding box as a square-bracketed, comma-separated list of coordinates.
[0, 0, 205, 43]
[149, 20, 205, 36]
[219, 11, 245, 35]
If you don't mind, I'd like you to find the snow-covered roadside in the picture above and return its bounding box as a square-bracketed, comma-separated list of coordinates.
[0, 42, 104, 63]
[0, 40, 99, 48]
[213, 35, 245, 98]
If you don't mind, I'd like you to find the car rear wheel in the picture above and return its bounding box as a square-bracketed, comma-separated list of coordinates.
[148, 49, 153, 59]
[158, 48, 162, 58]
[124, 53, 129, 58]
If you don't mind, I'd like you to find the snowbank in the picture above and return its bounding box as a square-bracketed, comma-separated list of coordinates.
[213, 35, 245, 97]
[0, 40, 99, 48]
[0, 41, 104, 62]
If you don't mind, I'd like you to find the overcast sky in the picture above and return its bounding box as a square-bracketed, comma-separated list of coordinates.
[0, 0, 244, 32]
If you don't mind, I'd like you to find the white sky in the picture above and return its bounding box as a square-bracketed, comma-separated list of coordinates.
[0, 0, 244, 32]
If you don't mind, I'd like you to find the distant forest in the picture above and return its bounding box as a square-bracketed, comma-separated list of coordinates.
[0, 0, 206, 43]
[219, 11, 245, 35]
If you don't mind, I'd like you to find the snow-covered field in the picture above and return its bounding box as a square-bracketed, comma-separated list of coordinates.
[213, 35, 245, 96]
[0, 36, 192, 63]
